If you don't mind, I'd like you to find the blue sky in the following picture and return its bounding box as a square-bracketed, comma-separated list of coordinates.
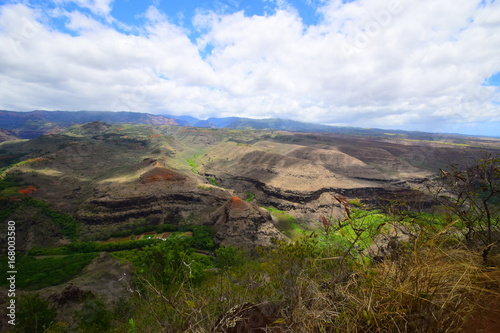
[0, 0, 499, 136]
[111, 0, 323, 29]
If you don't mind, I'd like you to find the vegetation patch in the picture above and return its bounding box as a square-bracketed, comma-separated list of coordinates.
[244, 192, 255, 202]
[24, 198, 79, 240]
[186, 153, 202, 174]
[265, 206, 305, 239]
[206, 176, 218, 186]
[198, 184, 214, 191]
[0, 253, 97, 290]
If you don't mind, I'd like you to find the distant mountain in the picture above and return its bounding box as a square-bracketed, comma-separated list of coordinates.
[0, 110, 178, 139]
[0, 110, 494, 142]
[165, 115, 370, 133]
[176, 116, 426, 138]
[194, 117, 243, 128]
[159, 114, 199, 126]
[164, 116, 494, 140]
[225, 118, 378, 134]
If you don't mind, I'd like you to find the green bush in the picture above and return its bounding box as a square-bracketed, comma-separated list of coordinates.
[66, 239, 163, 254]
[75, 297, 112, 332]
[214, 246, 246, 269]
[207, 176, 218, 186]
[0, 253, 97, 290]
[244, 192, 255, 202]
[15, 294, 57, 333]
[0, 198, 19, 221]
[23, 198, 79, 240]
[134, 238, 212, 289]
[190, 226, 215, 251]
[156, 224, 178, 233]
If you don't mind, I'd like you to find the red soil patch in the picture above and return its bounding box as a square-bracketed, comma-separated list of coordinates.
[18, 185, 37, 195]
[230, 196, 247, 209]
[140, 167, 186, 184]
[25, 157, 48, 164]
[161, 233, 172, 239]
[150, 134, 162, 138]
[0, 197, 20, 201]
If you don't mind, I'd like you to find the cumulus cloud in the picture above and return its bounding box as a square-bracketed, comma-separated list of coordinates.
[0, 0, 499, 135]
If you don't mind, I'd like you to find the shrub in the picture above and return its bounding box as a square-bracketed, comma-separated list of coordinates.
[214, 246, 247, 269]
[191, 226, 215, 251]
[0, 253, 97, 290]
[436, 156, 500, 262]
[23, 198, 79, 240]
[75, 297, 112, 332]
[207, 176, 218, 186]
[15, 294, 57, 333]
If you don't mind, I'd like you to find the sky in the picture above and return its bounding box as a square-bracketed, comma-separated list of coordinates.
[0, 0, 499, 136]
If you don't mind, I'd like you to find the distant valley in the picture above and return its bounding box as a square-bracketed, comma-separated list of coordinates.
[1, 112, 499, 332]
[0, 114, 499, 250]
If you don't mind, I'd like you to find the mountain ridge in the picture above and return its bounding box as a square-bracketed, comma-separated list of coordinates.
[1, 110, 497, 141]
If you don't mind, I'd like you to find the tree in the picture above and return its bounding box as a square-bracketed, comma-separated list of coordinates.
[436, 155, 500, 262]
[75, 297, 112, 332]
[215, 246, 246, 269]
[16, 294, 57, 333]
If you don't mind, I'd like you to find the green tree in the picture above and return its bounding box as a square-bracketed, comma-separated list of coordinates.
[214, 246, 246, 269]
[16, 294, 57, 333]
[191, 226, 215, 250]
[75, 297, 112, 332]
[136, 238, 194, 289]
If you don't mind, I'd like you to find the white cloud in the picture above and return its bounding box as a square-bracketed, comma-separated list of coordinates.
[0, 0, 499, 135]
[54, 0, 114, 18]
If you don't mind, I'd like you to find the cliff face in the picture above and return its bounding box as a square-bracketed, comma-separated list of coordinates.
[76, 169, 231, 225]
[2, 121, 497, 251]
[205, 196, 287, 250]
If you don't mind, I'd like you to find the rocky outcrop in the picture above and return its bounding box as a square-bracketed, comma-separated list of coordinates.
[366, 225, 415, 262]
[48, 284, 94, 306]
[77, 189, 231, 225]
[205, 196, 287, 250]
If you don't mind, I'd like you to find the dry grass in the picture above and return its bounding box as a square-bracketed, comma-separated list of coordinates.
[277, 234, 489, 333]
[123, 225, 498, 333]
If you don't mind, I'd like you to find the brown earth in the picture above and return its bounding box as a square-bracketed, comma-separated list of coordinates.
[462, 270, 500, 333]
[139, 167, 186, 183]
[1, 123, 499, 250]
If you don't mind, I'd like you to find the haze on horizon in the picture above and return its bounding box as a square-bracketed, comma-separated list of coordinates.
[0, 0, 499, 136]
